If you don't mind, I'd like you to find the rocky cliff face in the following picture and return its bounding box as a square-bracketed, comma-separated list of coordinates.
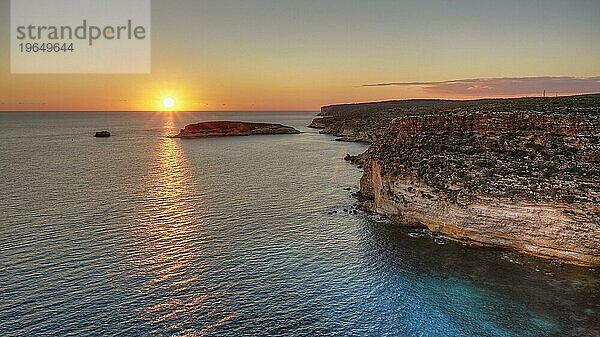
[309, 99, 464, 142]
[322, 94, 600, 266]
[172, 121, 301, 138]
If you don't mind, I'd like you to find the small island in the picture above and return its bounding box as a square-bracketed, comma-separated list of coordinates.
[171, 121, 301, 139]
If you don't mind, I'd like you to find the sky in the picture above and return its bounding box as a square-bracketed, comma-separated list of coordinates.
[1, 0, 600, 111]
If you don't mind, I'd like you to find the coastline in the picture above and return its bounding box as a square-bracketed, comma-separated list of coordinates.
[311, 94, 600, 266]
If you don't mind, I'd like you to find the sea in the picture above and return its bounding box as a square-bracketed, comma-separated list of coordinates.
[0, 111, 598, 337]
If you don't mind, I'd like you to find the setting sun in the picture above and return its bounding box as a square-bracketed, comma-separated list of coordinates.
[162, 97, 175, 109]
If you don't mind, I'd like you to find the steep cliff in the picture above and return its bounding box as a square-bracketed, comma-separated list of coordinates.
[309, 99, 465, 142]
[325, 94, 600, 266]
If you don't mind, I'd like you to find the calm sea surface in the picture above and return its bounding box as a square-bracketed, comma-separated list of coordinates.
[0, 111, 598, 337]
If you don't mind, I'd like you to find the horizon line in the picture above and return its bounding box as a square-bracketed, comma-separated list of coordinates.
[2, 92, 599, 113]
[0, 109, 321, 113]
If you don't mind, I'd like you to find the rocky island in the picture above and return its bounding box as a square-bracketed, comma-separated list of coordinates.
[171, 121, 301, 139]
[313, 94, 600, 266]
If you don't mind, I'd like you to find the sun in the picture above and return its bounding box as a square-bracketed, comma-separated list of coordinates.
[162, 97, 176, 109]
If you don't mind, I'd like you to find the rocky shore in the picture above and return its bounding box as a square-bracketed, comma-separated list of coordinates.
[313, 94, 600, 266]
[172, 121, 301, 139]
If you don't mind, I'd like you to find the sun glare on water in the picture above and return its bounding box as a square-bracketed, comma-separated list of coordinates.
[162, 97, 176, 110]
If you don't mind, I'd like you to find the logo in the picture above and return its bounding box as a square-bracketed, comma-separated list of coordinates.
[11, 0, 151, 74]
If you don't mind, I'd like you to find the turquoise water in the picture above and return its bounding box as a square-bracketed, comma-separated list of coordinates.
[0, 111, 598, 336]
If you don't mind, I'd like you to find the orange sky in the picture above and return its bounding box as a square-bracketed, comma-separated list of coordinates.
[1, 0, 599, 111]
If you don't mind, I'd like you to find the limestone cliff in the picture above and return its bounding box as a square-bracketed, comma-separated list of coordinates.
[323, 94, 600, 266]
[310, 99, 500, 142]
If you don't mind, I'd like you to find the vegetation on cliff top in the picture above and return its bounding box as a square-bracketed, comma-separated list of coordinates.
[372, 111, 599, 206]
[314, 94, 600, 206]
[310, 94, 600, 143]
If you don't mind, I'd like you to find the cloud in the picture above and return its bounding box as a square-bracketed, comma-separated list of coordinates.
[363, 76, 600, 97]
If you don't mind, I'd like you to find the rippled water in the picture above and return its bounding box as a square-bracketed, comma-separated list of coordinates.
[0, 111, 598, 337]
